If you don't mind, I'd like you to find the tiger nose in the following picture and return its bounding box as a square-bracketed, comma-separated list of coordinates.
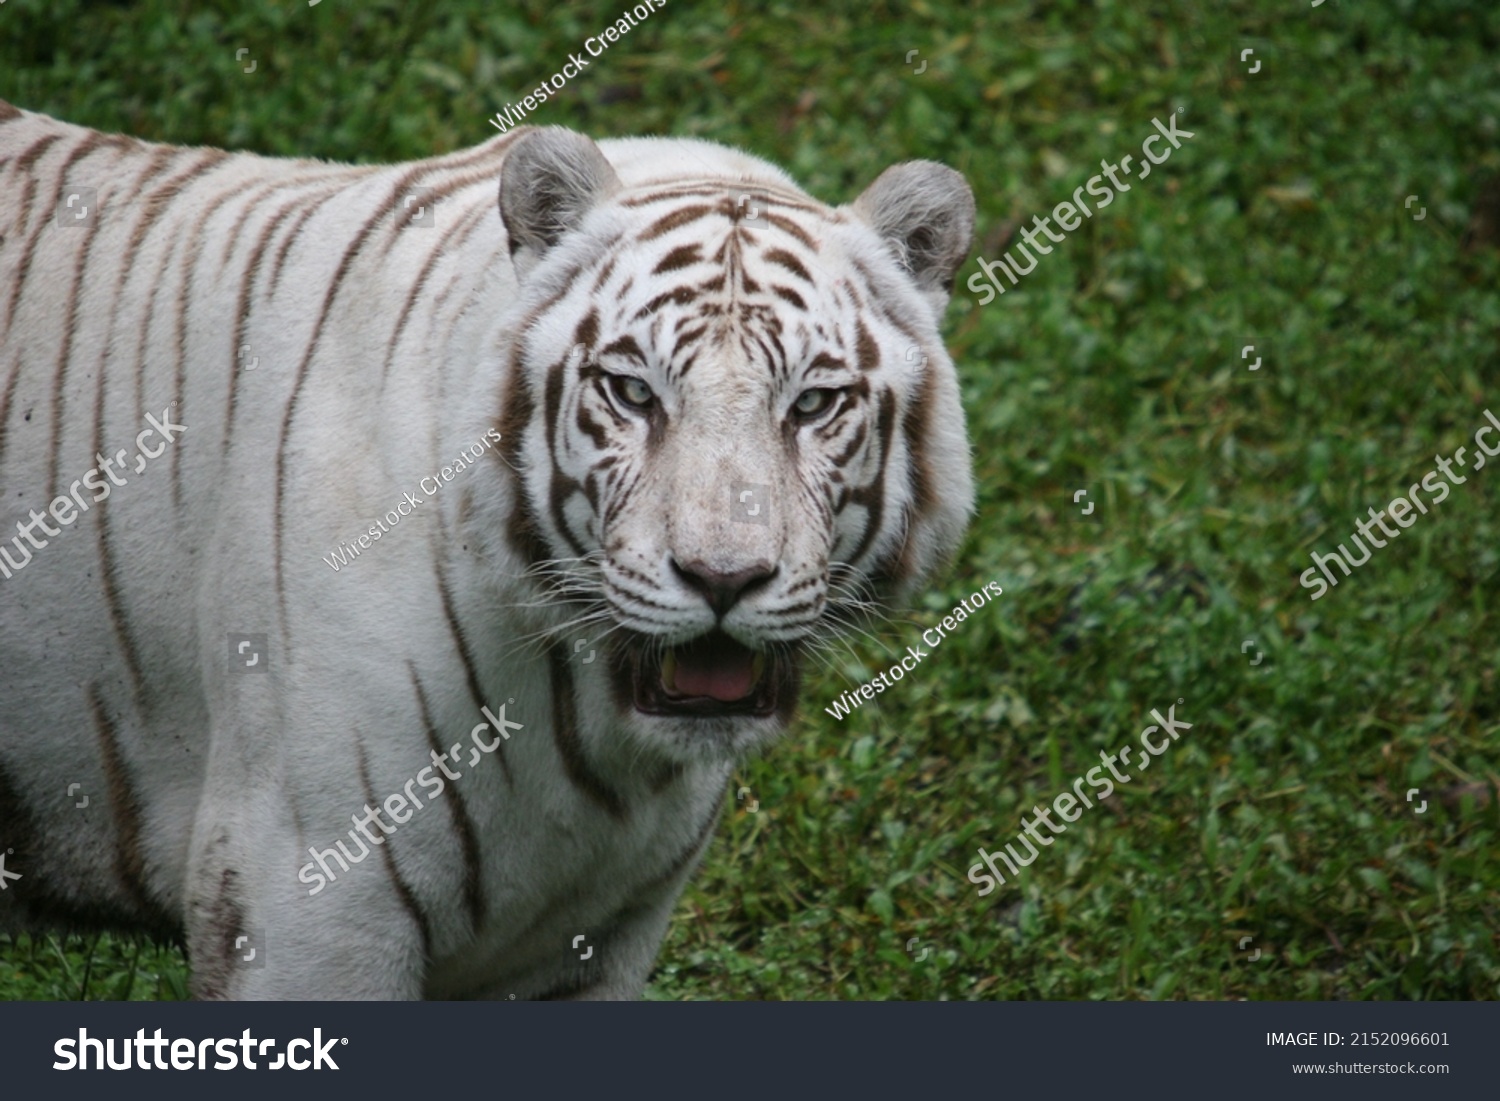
[670, 558, 777, 617]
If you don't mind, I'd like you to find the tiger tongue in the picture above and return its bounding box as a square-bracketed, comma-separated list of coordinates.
[666, 634, 757, 702]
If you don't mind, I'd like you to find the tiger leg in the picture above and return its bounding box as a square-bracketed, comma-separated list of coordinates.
[508, 817, 718, 1002]
[181, 787, 427, 999]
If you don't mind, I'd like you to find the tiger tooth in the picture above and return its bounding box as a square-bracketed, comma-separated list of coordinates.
[661, 650, 678, 693]
[751, 652, 766, 686]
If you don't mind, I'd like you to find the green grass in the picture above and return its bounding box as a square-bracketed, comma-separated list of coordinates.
[3, 0, 1498, 1000]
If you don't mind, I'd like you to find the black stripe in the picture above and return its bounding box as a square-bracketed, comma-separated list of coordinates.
[217, 171, 320, 274]
[192, 866, 247, 1000]
[497, 345, 550, 572]
[432, 569, 513, 787]
[543, 373, 589, 559]
[619, 186, 739, 208]
[106, 144, 189, 323]
[0, 352, 21, 475]
[548, 644, 627, 820]
[899, 361, 936, 520]
[380, 164, 503, 251]
[418, 206, 506, 378]
[0, 133, 64, 334]
[752, 333, 782, 382]
[171, 173, 257, 509]
[828, 417, 868, 468]
[273, 162, 438, 643]
[0, 753, 180, 941]
[381, 201, 492, 386]
[599, 334, 644, 361]
[673, 321, 708, 350]
[639, 204, 715, 241]
[92, 356, 149, 706]
[849, 257, 923, 349]
[492, 232, 608, 573]
[87, 684, 173, 929]
[762, 247, 813, 283]
[408, 663, 487, 930]
[538, 316, 593, 558]
[120, 148, 227, 265]
[619, 183, 823, 214]
[355, 735, 434, 961]
[225, 184, 329, 455]
[58, 145, 181, 515]
[844, 390, 895, 567]
[47, 140, 135, 500]
[641, 788, 724, 896]
[266, 186, 341, 297]
[566, 786, 727, 990]
[132, 233, 179, 428]
[651, 243, 702, 274]
[770, 285, 806, 310]
[634, 285, 697, 321]
[271, 132, 516, 297]
[4, 131, 65, 244]
[855, 316, 880, 371]
[591, 255, 618, 293]
[575, 397, 610, 450]
[763, 212, 818, 249]
[124, 151, 233, 424]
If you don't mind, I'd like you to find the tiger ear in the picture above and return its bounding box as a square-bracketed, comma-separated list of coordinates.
[849, 161, 976, 311]
[499, 127, 622, 273]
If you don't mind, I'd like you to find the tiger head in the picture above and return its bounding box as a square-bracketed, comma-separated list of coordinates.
[494, 127, 975, 762]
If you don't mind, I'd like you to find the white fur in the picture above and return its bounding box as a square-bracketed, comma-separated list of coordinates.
[0, 104, 974, 998]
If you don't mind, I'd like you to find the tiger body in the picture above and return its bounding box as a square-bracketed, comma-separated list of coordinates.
[0, 99, 974, 999]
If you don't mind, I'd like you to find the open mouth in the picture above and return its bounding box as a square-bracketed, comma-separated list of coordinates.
[624, 630, 794, 718]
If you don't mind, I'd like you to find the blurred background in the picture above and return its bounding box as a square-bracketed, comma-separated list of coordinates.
[1, 0, 1496, 1000]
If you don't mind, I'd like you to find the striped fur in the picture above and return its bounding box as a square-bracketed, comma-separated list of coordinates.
[0, 103, 975, 999]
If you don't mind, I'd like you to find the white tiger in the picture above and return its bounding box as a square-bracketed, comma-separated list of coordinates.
[0, 99, 975, 999]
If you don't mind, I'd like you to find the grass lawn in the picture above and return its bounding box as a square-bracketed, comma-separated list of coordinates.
[2, 0, 1497, 1000]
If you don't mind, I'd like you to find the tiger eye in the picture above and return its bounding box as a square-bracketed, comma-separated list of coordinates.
[612, 375, 654, 408]
[793, 388, 836, 418]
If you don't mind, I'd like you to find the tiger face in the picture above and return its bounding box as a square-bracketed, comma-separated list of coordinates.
[497, 129, 975, 761]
